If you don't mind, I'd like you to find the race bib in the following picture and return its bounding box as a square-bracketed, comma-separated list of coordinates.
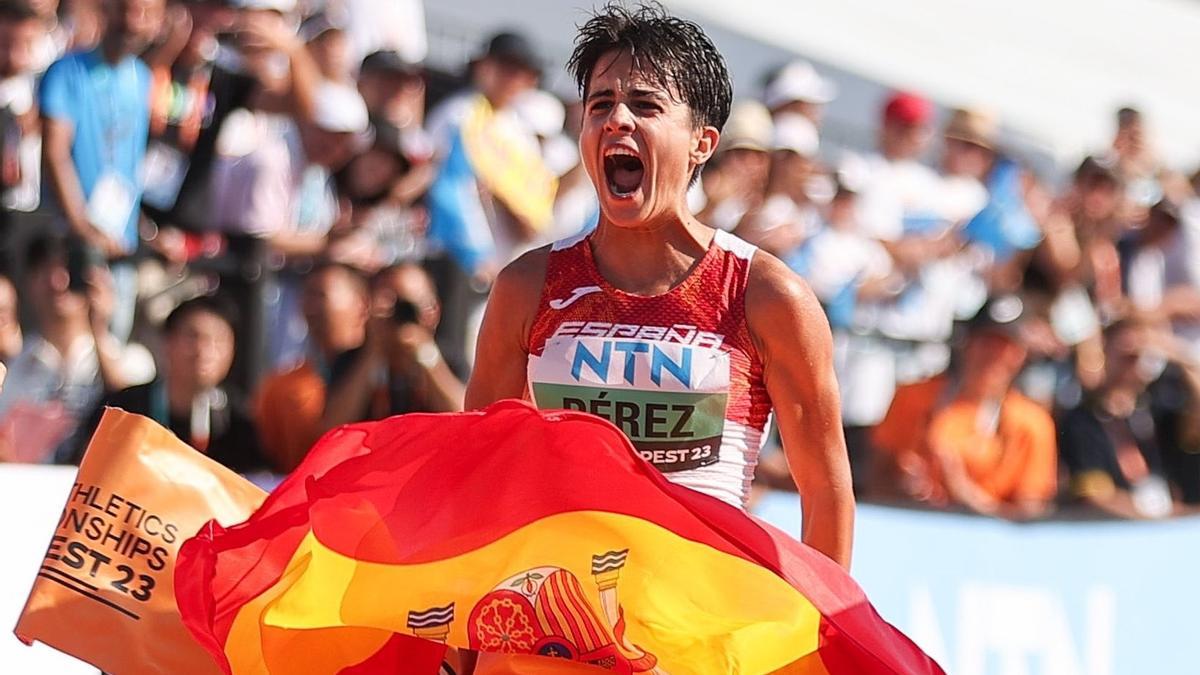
[530, 330, 731, 474]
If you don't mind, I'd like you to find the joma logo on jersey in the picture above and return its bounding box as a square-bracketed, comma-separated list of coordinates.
[571, 341, 693, 388]
[552, 321, 725, 349]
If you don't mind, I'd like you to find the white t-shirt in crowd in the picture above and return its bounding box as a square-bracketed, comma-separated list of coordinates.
[843, 152, 948, 242]
[209, 111, 337, 238]
[841, 151, 985, 347]
[803, 227, 893, 303]
[740, 193, 819, 249]
[1127, 205, 1200, 354]
[709, 196, 751, 232]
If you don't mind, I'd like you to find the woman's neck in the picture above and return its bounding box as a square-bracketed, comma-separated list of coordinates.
[589, 213, 713, 295]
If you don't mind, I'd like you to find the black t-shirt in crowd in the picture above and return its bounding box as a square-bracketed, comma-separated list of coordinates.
[1058, 365, 1200, 504]
[142, 64, 256, 232]
[73, 380, 270, 474]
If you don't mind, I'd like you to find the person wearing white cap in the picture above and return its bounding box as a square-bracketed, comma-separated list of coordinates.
[733, 113, 823, 257]
[763, 59, 837, 126]
[511, 89, 598, 242]
[211, 79, 367, 245]
[698, 100, 772, 232]
[300, 9, 353, 85]
[511, 89, 577, 177]
[211, 79, 372, 367]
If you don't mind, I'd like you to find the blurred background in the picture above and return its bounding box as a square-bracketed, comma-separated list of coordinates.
[1, 0, 1197, 672]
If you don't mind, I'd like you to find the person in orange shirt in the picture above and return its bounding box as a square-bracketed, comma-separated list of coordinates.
[255, 263, 379, 472]
[875, 297, 1058, 518]
[256, 262, 463, 472]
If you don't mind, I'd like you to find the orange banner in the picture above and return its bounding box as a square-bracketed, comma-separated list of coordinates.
[15, 409, 267, 675]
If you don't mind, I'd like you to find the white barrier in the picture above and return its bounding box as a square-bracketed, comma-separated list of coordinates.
[2, 464, 98, 672]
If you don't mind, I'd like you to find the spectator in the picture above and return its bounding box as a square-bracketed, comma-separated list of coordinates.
[0, 273, 21, 363]
[212, 80, 366, 252]
[1034, 157, 1120, 391]
[210, 81, 368, 367]
[1104, 106, 1192, 210]
[0, 236, 152, 463]
[762, 59, 836, 127]
[425, 30, 548, 274]
[847, 93, 980, 388]
[698, 99, 771, 233]
[0, 0, 43, 268]
[425, 30, 550, 373]
[357, 49, 426, 132]
[330, 121, 430, 268]
[73, 295, 270, 472]
[371, 262, 464, 415]
[734, 112, 821, 258]
[941, 108, 1042, 291]
[140, 0, 320, 238]
[798, 179, 902, 492]
[355, 50, 434, 211]
[1058, 318, 1200, 518]
[938, 108, 995, 225]
[1043, 156, 1126, 303]
[849, 91, 945, 242]
[39, 0, 165, 343]
[53, 0, 104, 58]
[23, 0, 65, 72]
[874, 298, 1058, 519]
[254, 262, 375, 471]
[1121, 198, 1200, 357]
[300, 9, 353, 85]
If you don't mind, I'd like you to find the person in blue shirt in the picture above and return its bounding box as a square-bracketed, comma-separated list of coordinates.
[39, 0, 164, 342]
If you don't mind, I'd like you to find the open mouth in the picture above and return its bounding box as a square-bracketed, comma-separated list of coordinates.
[603, 147, 644, 198]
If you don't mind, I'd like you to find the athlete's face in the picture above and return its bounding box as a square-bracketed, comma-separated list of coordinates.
[580, 49, 718, 229]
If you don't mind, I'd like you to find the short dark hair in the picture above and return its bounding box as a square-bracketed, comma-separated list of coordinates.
[1117, 106, 1141, 127]
[24, 234, 69, 275]
[0, 0, 40, 23]
[307, 260, 370, 298]
[163, 295, 237, 337]
[567, 2, 732, 134]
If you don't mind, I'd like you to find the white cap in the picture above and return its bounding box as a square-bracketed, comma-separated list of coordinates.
[764, 60, 837, 109]
[512, 89, 566, 138]
[771, 113, 819, 157]
[312, 82, 369, 134]
[722, 100, 772, 152]
[229, 0, 296, 12]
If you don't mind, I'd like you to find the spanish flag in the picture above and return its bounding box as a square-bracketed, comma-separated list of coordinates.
[176, 401, 942, 674]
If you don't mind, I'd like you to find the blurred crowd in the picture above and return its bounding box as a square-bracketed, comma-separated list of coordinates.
[0, 0, 1198, 522]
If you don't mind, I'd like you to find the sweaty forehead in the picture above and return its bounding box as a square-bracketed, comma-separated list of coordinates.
[586, 49, 677, 99]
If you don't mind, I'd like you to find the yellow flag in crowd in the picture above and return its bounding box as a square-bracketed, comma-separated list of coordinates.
[461, 95, 558, 231]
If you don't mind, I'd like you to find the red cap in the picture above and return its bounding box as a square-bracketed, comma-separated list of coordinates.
[883, 92, 934, 126]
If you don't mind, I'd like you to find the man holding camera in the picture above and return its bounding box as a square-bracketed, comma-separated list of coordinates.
[255, 262, 462, 472]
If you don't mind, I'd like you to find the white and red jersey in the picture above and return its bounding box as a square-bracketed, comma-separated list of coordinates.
[527, 229, 772, 508]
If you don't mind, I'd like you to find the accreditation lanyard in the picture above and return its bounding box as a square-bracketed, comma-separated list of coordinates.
[85, 52, 140, 173]
[149, 380, 212, 452]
